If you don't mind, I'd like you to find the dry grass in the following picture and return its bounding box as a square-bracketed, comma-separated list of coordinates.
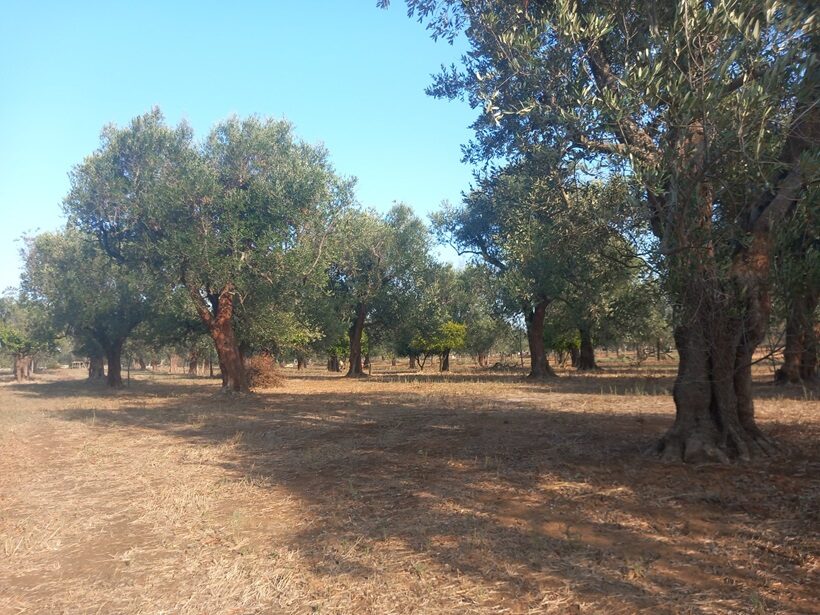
[245, 354, 285, 390]
[0, 358, 817, 614]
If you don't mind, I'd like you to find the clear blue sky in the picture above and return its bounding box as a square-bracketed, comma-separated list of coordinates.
[0, 1, 476, 291]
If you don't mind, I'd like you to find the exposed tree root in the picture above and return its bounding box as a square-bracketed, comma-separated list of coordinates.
[655, 426, 780, 464]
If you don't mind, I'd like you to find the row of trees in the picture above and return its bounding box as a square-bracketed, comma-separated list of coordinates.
[1, 109, 667, 391]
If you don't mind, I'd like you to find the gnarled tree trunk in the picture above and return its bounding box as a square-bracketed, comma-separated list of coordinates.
[346, 302, 366, 377]
[656, 92, 817, 461]
[524, 298, 555, 379]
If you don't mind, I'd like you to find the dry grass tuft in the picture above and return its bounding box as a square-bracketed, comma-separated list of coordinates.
[245, 354, 285, 390]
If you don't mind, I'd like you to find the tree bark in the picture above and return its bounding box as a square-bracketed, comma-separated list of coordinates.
[656, 217, 778, 462]
[578, 326, 597, 370]
[524, 299, 555, 379]
[13, 355, 33, 382]
[346, 302, 367, 377]
[569, 346, 579, 368]
[188, 283, 248, 393]
[656, 91, 817, 461]
[188, 351, 199, 376]
[105, 339, 124, 388]
[88, 355, 105, 380]
[440, 349, 450, 372]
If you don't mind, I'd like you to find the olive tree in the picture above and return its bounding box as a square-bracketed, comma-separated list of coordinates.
[65, 109, 352, 391]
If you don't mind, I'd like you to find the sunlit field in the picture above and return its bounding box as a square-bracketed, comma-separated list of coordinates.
[1, 359, 817, 614]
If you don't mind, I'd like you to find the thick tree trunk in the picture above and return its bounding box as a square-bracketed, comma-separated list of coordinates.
[189, 283, 248, 393]
[105, 339, 124, 388]
[137, 355, 147, 370]
[409, 354, 416, 369]
[656, 225, 777, 462]
[13, 355, 33, 382]
[346, 303, 367, 377]
[211, 319, 246, 392]
[440, 349, 450, 372]
[297, 356, 306, 371]
[578, 327, 597, 370]
[524, 299, 555, 379]
[569, 346, 579, 368]
[88, 355, 105, 379]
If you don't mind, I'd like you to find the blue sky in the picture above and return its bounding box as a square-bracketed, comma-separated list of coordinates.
[0, 1, 476, 291]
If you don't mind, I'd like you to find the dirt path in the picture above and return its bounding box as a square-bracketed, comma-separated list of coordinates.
[1, 369, 818, 614]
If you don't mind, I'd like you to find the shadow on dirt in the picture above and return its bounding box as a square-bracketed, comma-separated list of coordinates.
[16, 372, 816, 614]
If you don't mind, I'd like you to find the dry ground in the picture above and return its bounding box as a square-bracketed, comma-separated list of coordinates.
[0, 358, 818, 614]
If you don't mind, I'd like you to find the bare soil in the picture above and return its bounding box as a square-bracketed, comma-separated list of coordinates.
[1, 358, 818, 614]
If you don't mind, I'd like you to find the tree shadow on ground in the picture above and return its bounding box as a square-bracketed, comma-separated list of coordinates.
[33, 376, 819, 614]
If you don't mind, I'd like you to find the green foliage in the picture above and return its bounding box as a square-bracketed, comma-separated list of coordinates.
[22, 229, 158, 354]
[326, 203, 433, 355]
[411, 320, 466, 357]
[63, 108, 354, 356]
[394, 0, 816, 339]
[0, 294, 57, 360]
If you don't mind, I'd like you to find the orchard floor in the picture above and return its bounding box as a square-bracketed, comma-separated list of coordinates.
[0, 360, 818, 614]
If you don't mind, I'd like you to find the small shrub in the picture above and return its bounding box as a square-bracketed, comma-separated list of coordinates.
[245, 354, 284, 389]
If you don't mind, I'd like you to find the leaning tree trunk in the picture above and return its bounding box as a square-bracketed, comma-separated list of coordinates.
[88, 355, 105, 379]
[524, 299, 555, 379]
[189, 283, 248, 393]
[578, 326, 598, 370]
[346, 302, 367, 377]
